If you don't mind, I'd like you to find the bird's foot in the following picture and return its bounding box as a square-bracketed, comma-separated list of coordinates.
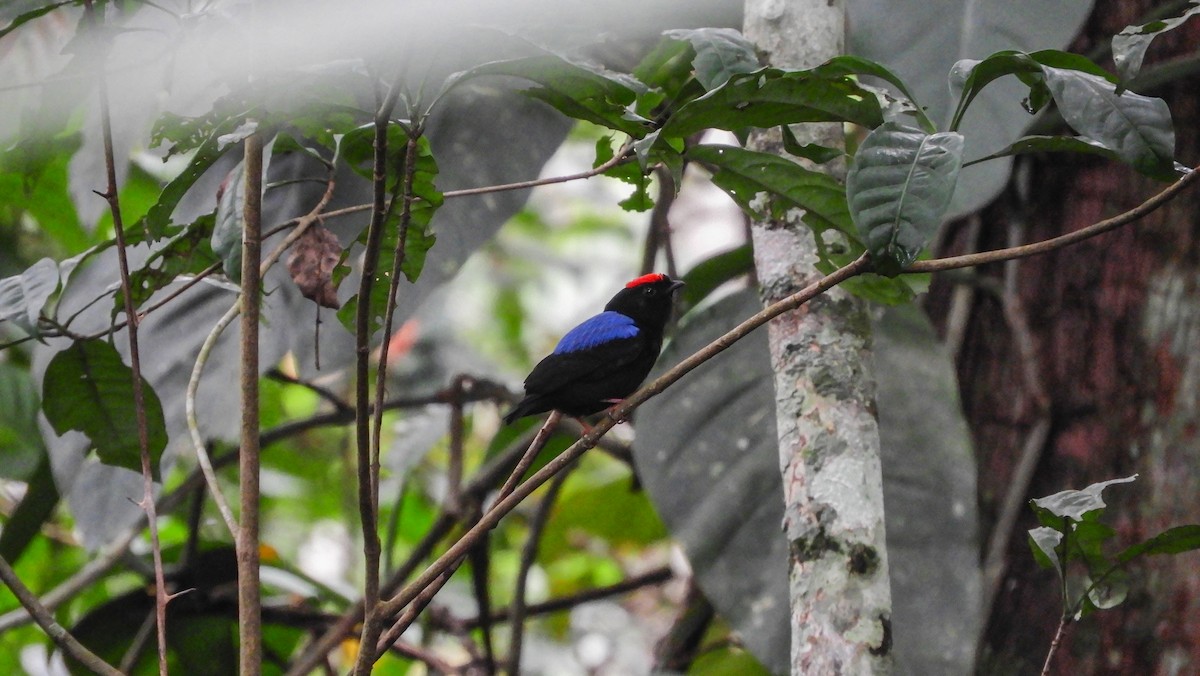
[602, 399, 629, 425]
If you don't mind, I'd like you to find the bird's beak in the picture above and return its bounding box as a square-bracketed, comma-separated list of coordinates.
[669, 279, 685, 295]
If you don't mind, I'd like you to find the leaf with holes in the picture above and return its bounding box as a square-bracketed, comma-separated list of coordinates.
[1112, 4, 1200, 81]
[1031, 474, 1137, 524]
[42, 340, 167, 478]
[286, 224, 343, 309]
[846, 123, 963, 275]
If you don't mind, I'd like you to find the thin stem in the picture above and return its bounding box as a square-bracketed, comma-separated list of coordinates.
[458, 566, 674, 629]
[441, 141, 632, 199]
[187, 301, 243, 537]
[906, 164, 1200, 274]
[82, 2, 169, 671]
[351, 79, 404, 676]
[508, 469, 570, 674]
[497, 411, 563, 503]
[1041, 613, 1069, 676]
[0, 554, 122, 676]
[238, 129, 265, 676]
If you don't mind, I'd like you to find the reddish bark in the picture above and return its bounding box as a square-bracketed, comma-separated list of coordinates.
[926, 2, 1200, 672]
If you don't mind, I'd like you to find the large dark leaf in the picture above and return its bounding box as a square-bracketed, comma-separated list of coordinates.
[1041, 66, 1177, 179]
[636, 295, 981, 675]
[41, 339, 167, 477]
[846, 123, 963, 274]
[635, 290, 787, 675]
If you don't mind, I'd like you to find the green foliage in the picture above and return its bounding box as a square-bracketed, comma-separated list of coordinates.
[41, 339, 167, 477]
[336, 131, 441, 337]
[1027, 475, 1200, 619]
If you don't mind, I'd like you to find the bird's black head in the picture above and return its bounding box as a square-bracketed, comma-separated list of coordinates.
[604, 273, 685, 330]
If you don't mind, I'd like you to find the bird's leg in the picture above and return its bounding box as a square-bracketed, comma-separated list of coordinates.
[601, 399, 629, 425]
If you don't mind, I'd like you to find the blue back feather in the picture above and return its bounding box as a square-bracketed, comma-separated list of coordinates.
[553, 311, 639, 354]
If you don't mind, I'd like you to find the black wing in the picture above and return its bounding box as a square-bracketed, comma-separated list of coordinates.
[523, 334, 646, 394]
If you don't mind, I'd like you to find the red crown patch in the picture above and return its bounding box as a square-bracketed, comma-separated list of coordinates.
[625, 273, 668, 288]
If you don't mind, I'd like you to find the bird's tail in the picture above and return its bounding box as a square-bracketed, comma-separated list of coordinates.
[501, 396, 544, 425]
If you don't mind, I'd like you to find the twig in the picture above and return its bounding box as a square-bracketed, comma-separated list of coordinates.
[458, 565, 674, 629]
[508, 469, 570, 675]
[350, 77, 406, 676]
[906, 165, 1200, 273]
[187, 301, 244, 537]
[266, 368, 352, 413]
[238, 128, 265, 676]
[1041, 614, 1069, 676]
[440, 141, 633, 199]
[654, 579, 715, 671]
[497, 411, 563, 503]
[81, 2, 169, 671]
[0, 554, 122, 676]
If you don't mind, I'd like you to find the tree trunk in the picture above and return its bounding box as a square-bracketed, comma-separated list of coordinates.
[744, 1, 893, 673]
[926, 1, 1200, 672]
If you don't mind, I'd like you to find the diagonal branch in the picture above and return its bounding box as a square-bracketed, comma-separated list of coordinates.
[0, 554, 122, 676]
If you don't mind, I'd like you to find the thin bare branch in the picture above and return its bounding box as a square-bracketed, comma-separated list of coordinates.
[238, 129, 265, 676]
[0, 554, 122, 676]
[81, 1, 169, 670]
[508, 469, 570, 674]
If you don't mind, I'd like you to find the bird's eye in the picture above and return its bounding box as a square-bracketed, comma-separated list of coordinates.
[643, 287, 657, 296]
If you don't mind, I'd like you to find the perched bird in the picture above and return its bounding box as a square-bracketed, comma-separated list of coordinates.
[503, 273, 685, 424]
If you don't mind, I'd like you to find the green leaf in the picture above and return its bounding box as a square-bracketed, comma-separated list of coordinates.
[542, 475, 668, 552]
[1041, 66, 1177, 179]
[142, 115, 245, 240]
[846, 123, 963, 274]
[964, 134, 1122, 168]
[662, 28, 760, 91]
[1084, 571, 1129, 614]
[780, 125, 845, 164]
[689, 144, 854, 235]
[336, 135, 440, 338]
[41, 340, 168, 478]
[0, 258, 59, 335]
[212, 162, 246, 282]
[463, 55, 649, 137]
[1031, 474, 1137, 523]
[947, 51, 1041, 132]
[1112, 3, 1200, 81]
[0, 1, 76, 42]
[1028, 526, 1064, 577]
[0, 455, 58, 565]
[661, 67, 885, 140]
[813, 55, 936, 133]
[1116, 524, 1200, 564]
[0, 363, 45, 480]
[123, 213, 219, 313]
